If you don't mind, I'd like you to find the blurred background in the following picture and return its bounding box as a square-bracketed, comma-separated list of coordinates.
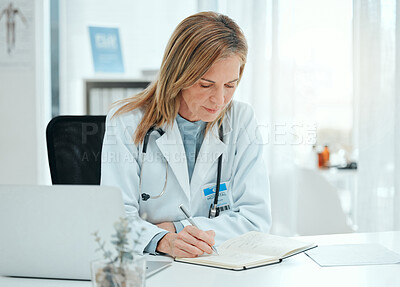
[0, 0, 399, 236]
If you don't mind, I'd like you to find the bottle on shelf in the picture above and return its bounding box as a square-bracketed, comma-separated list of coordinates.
[316, 145, 324, 168]
[321, 145, 330, 167]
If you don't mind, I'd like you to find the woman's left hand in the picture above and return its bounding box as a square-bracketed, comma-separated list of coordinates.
[156, 222, 176, 233]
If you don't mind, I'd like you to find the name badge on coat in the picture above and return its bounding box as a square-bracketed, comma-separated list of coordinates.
[202, 182, 231, 213]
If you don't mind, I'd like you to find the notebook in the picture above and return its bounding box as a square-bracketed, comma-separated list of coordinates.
[175, 231, 317, 270]
[0, 185, 170, 280]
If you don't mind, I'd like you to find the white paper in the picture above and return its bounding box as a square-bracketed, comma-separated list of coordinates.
[306, 244, 400, 267]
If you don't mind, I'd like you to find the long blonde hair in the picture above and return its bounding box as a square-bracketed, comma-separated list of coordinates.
[113, 12, 248, 144]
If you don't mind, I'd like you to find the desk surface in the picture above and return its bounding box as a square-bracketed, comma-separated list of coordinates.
[2, 231, 399, 287]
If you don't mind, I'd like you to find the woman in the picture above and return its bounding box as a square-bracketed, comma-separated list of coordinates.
[101, 12, 271, 258]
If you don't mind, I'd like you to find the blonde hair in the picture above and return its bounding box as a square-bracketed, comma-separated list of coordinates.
[113, 11, 248, 144]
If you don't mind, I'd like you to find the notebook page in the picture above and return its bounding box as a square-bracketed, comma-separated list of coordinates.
[219, 231, 314, 258]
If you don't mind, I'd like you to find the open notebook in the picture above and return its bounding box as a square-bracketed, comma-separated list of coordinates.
[175, 231, 317, 270]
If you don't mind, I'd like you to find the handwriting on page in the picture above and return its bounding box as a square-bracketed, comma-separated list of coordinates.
[220, 232, 310, 258]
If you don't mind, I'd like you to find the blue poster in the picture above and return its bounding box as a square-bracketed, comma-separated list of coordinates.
[88, 26, 124, 73]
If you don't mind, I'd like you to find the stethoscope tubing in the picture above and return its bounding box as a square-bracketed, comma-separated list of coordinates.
[139, 126, 167, 201]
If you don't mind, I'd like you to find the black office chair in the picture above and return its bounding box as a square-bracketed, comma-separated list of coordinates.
[46, 116, 106, 185]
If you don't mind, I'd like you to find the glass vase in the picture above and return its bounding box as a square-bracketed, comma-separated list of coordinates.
[91, 256, 146, 287]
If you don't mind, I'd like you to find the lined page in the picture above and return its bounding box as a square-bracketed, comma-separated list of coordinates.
[219, 232, 314, 258]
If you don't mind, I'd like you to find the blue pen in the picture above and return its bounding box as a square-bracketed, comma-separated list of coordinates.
[179, 204, 219, 255]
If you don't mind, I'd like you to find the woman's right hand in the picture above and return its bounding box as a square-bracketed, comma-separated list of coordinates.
[156, 225, 216, 258]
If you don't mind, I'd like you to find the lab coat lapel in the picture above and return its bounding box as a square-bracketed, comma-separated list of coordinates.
[190, 120, 230, 192]
[156, 121, 191, 197]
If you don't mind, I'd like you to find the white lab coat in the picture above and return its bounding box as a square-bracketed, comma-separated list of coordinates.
[101, 100, 271, 254]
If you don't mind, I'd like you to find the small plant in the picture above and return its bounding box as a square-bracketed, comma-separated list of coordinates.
[92, 217, 146, 287]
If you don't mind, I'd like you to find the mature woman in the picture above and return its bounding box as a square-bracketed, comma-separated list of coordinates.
[101, 12, 271, 258]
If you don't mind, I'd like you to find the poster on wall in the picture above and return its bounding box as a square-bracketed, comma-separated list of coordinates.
[88, 26, 124, 73]
[0, 0, 34, 68]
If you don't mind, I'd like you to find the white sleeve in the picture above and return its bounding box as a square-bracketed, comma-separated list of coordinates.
[100, 110, 166, 254]
[182, 106, 272, 245]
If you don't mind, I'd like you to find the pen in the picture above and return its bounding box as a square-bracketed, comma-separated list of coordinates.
[179, 204, 219, 255]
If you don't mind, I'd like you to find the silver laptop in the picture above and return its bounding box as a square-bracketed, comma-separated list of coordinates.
[0, 185, 170, 280]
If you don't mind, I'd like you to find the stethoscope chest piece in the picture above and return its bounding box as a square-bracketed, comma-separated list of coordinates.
[141, 193, 151, 201]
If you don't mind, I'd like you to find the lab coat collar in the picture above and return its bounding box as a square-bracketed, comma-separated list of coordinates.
[190, 113, 232, 193]
[156, 120, 191, 198]
[223, 108, 233, 135]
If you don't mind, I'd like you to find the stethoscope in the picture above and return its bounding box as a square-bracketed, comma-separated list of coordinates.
[139, 123, 224, 219]
[139, 127, 167, 201]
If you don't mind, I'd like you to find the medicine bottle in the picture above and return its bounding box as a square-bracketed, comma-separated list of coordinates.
[322, 145, 330, 167]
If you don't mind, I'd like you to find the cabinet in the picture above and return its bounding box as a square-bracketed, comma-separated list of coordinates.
[85, 80, 150, 115]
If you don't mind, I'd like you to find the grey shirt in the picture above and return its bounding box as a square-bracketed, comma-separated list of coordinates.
[175, 113, 207, 181]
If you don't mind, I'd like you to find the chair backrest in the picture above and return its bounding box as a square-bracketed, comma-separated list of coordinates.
[269, 166, 353, 236]
[46, 116, 106, 184]
[294, 167, 353, 235]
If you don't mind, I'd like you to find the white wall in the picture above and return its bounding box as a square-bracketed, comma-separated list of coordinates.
[60, 0, 197, 115]
[0, 0, 197, 185]
[0, 0, 51, 184]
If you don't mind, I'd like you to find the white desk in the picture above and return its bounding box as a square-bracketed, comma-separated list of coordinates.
[2, 231, 399, 287]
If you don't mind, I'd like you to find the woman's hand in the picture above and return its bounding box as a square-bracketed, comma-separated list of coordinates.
[156, 225, 216, 258]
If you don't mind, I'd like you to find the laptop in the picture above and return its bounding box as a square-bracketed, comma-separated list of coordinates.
[0, 185, 170, 280]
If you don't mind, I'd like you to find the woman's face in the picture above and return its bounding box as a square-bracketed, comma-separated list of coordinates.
[179, 55, 241, 122]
